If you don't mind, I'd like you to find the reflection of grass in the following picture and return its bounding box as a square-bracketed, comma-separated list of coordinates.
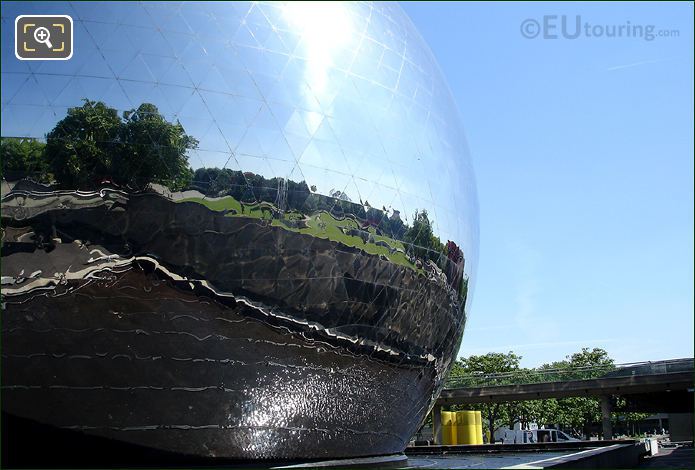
[178, 196, 273, 219]
[178, 196, 416, 270]
[179, 197, 242, 213]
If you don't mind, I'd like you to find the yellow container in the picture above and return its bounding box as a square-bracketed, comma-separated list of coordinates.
[454, 411, 467, 444]
[474, 410, 483, 444]
[455, 411, 477, 444]
[441, 411, 457, 445]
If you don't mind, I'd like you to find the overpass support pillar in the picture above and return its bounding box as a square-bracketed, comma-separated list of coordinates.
[600, 395, 613, 440]
[432, 405, 442, 445]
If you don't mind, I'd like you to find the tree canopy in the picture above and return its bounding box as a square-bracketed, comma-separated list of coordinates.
[2, 99, 465, 270]
[536, 348, 616, 435]
[450, 351, 522, 439]
[118, 102, 197, 190]
[447, 348, 649, 440]
[403, 210, 445, 263]
[1, 137, 51, 183]
[41, 99, 197, 190]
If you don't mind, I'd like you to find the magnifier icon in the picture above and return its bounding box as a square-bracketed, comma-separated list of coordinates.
[33, 27, 53, 49]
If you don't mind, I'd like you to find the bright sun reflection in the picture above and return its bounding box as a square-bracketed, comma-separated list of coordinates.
[283, 2, 352, 94]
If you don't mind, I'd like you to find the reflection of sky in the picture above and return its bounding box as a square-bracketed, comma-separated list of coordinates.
[1, 1, 478, 277]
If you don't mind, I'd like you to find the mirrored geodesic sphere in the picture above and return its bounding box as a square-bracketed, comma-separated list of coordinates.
[1, 1, 478, 461]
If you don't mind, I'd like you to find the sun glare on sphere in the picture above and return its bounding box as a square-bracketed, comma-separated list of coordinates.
[283, 2, 353, 94]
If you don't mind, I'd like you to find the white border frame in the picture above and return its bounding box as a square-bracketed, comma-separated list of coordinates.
[15, 14, 74, 61]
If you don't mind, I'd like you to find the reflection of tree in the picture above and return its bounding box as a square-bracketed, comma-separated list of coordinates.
[43, 99, 197, 190]
[45, 100, 122, 189]
[190, 167, 414, 243]
[0, 137, 50, 183]
[119, 103, 197, 191]
[328, 189, 351, 201]
[191, 167, 312, 210]
[2, 99, 469, 289]
[403, 210, 444, 263]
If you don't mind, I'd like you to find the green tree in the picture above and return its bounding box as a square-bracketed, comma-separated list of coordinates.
[514, 399, 562, 430]
[0, 137, 51, 183]
[120, 103, 197, 191]
[451, 351, 523, 440]
[403, 210, 444, 263]
[443, 348, 654, 441]
[612, 397, 651, 437]
[44, 99, 196, 190]
[531, 349, 648, 437]
[538, 348, 615, 437]
[45, 99, 122, 189]
[566, 347, 614, 371]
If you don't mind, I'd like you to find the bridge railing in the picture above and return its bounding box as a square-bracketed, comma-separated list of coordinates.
[444, 358, 693, 389]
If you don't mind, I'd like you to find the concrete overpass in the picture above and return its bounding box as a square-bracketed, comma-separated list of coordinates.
[432, 358, 694, 444]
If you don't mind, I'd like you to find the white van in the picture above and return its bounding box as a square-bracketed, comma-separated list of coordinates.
[501, 428, 579, 444]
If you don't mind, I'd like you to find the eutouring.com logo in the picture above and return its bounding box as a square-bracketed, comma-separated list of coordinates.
[520, 15, 680, 41]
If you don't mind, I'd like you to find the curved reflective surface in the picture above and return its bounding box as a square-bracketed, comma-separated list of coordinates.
[1, 1, 478, 460]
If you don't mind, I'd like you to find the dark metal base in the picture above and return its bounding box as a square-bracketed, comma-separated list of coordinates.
[271, 454, 408, 469]
[406, 440, 641, 455]
[2, 413, 407, 468]
[1, 191, 460, 460]
[1, 412, 240, 468]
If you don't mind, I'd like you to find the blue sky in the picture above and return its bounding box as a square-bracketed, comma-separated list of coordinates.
[402, 1, 694, 367]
